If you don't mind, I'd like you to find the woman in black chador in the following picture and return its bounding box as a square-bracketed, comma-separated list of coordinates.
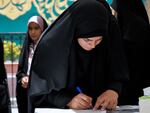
[28, 0, 129, 112]
[16, 16, 48, 113]
[111, 0, 150, 105]
[0, 38, 11, 113]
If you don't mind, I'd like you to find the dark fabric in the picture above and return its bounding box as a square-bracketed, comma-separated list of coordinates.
[74, 0, 108, 38]
[111, 0, 150, 105]
[0, 84, 10, 109]
[0, 38, 7, 86]
[28, 4, 78, 112]
[111, 0, 150, 43]
[28, 0, 129, 112]
[75, 0, 129, 104]
[101, 0, 129, 94]
[0, 38, 11, 113]
[16, 34, 29, 113]
[16, 16, 48, 113]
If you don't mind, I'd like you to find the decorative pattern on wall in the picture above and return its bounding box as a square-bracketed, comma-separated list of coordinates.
[0, 0, 32, 20]
[33, 0, 71, 24]
[0, 0, 72, 24]
[0, 0, 113, 25]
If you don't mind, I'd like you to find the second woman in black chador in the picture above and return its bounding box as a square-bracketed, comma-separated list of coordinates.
[111, 0, 150, 105]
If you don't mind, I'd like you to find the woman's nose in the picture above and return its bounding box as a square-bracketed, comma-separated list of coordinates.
[90, 41, 96, 48]
[31, 29, 36, 34]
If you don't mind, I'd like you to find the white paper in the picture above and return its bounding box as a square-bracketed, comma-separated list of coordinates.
[115, 105, 139, 111]
[35, 108, 106, 113]
[143, 87, 150, 96]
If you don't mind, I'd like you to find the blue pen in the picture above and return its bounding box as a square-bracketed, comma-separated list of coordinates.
[76, 86, 82, 93]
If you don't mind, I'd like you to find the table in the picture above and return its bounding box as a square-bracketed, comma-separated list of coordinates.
[35, 105, 139, 113]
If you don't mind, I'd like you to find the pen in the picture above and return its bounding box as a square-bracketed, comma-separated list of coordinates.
[76, 86, 82, 93]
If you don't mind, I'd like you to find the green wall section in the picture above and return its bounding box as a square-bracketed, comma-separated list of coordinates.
[0, 4, 39, 33]
[0, 0, 112, 33]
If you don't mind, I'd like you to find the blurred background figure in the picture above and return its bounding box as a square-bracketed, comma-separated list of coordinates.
[0, 38, 11, 113]
[111, 0, 150, 105]
[16, 15, 48, 113]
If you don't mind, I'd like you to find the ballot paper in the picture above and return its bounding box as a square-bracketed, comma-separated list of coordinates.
[35, 108, 106, 113]
[116, 105, 139, 111]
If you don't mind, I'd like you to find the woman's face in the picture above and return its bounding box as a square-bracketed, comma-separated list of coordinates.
[77, 36, 103, 51]
[28, 22, 43, 44]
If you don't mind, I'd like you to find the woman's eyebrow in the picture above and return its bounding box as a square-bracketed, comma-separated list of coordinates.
[83, 38, 92, 42]
[84, 38, 102, 42]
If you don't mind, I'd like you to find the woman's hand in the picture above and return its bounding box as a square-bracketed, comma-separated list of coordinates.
[93, 90, 118, 110]
[21, 76, 29, 88]
[67, 93, 93, 110]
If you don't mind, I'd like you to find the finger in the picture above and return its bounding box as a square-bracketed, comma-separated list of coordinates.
[80, 94, 92, 102]
[21, 79, 26, 84]
[21, 84, 27, 88]
[106, 99, 117, 110]
[94, 98, 110, 111]
[75, 94, 92, 109]
[80, 94, 92, 107]
[111, 101, 117, 110]
[21, 82, 28, 88]
[111, 98, 118, 108]
[21, 81, 26, 86]
[71, 99, 87, 110]
[79, 98, 92, 109]
[25, 77, 29, 82]
[100, 102, 109, 110]
[93, 99, 104, 110]
[24, 77, 29, 82]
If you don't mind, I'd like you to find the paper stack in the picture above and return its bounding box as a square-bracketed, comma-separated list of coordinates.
[139, 87, 150, 113]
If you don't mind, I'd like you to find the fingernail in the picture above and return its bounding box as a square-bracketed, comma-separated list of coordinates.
[93, 107, 97, 111]
[101, 108, 105, 111]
